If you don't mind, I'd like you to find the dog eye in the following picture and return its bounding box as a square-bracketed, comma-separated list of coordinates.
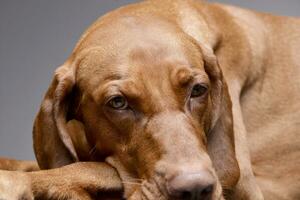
[108, 95, 128, 109]
[191, 84, 208, 98]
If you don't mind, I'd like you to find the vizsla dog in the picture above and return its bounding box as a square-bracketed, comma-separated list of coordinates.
[0, 0, 299, 199]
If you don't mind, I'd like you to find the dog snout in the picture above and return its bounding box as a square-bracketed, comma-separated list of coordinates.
[166, 171, 215, 199]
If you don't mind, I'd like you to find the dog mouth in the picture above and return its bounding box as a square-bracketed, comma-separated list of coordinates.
[126, 170, 223, 200]
[130, 177, 167, 200]
[121, 174, 223, 200]
[105, 157, 223, 200]
[125, 178, 223, 200]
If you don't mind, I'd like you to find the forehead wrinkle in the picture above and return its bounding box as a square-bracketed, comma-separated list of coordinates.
[133, 65, 181, 113]
[120, 79, 144, 100]
[75, 47, 125, 87]
[172, 67, 194, 87]
[126, 41, 203, 113]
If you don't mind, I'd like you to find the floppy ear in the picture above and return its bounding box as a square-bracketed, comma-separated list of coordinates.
[179, 16, 240, 191]
[33, 63, 81, 169]
[204, 53, 240, 191]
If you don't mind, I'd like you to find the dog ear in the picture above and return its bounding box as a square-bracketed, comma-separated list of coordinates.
[179, 17, 240, 191]
[204, 53, 240, 191]
[33, 63, 81, 169]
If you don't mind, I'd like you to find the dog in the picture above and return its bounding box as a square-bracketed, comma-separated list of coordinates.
[0, 0, 299, 199]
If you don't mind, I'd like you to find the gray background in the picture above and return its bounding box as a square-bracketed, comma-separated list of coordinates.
[0, 0, 299, 161]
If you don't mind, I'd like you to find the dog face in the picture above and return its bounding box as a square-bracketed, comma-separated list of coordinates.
[78, 20, 218, 198]
[34, 9, 239, 200]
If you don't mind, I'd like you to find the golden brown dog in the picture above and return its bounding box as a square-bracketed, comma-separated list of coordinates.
[1, 0, 299, 199]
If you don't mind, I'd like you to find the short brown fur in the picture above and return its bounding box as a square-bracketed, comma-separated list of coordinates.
[0, 1, 299, 199]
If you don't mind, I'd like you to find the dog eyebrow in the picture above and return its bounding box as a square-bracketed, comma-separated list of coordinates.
[102, 73, 124, 81]
[174, 67, 194, 86]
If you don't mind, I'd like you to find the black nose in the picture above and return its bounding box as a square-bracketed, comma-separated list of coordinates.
[167, 171, 215, 199]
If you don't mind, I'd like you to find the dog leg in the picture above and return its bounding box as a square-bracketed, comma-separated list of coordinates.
[0, 170, 34, 200]
[0, 157, 39, 172]
[0, 162, 123, 200]
[30, 162, 123, 199]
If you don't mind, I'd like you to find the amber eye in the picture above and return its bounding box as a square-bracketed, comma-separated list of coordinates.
[191, 84, 208, 98]
[108, 95, 128, 109]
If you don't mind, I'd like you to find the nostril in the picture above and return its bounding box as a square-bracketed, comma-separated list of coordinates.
[169, 190, 192, 199]
[199, 184, 214, 197]
[182, 191, 192, 199]
[167, 172, 215, 199]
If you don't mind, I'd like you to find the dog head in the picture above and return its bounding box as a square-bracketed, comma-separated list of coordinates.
[33, 2, 240, 199]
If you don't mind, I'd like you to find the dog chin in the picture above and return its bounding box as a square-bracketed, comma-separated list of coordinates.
[127, 180, 224, 200]
[128, 190, 224, 200]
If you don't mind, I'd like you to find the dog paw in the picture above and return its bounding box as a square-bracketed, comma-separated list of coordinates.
[0, 170, 33, 200]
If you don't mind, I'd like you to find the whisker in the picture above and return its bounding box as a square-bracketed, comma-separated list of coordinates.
[128, 178, 144, 182]
[122, 181, 143, 186]
[153, 176, 166, 198]
[88, 145, 96, 156]
[141, 186, 153, 200]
